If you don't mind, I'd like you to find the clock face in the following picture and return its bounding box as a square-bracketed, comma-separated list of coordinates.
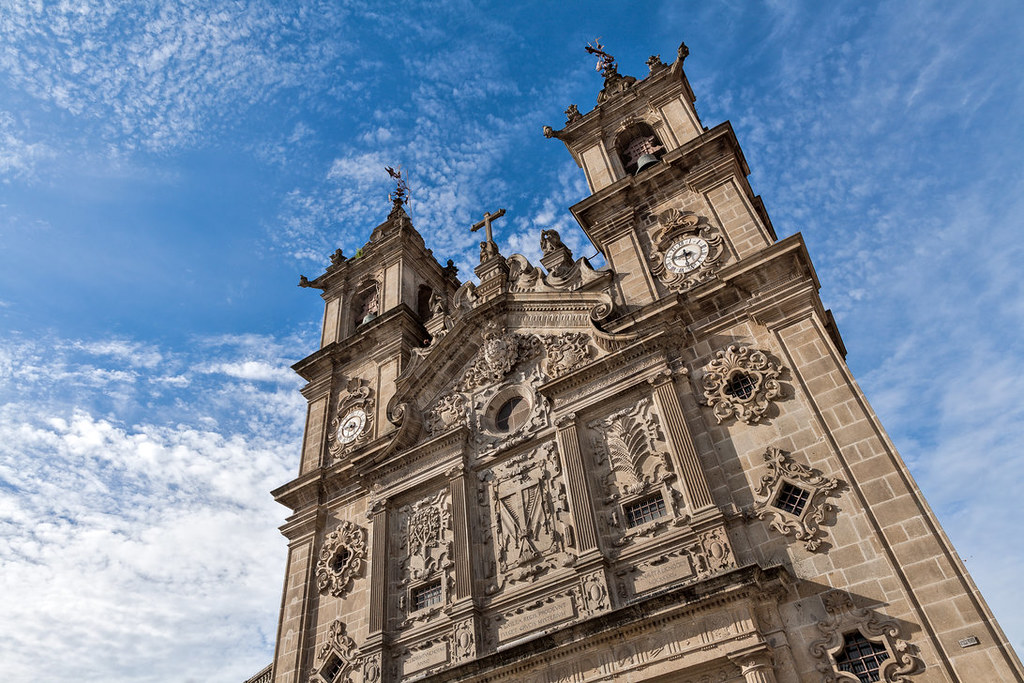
[664, 237, 710, 274]
[337, 408, 367, 444]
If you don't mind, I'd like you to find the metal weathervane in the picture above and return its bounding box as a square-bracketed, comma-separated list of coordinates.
[385, 166, 410, 205]
[585, 38, 616, 77]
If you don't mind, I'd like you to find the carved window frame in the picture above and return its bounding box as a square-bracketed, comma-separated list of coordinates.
[311, 620, 360, 683]
[753, 447, 840, 551]
[810, 591, 921, 682]
[315, 521, 367, 599]
[701, 345, 783, 425]
[648, 209, 728, 292]
[396, 489, 453, 629]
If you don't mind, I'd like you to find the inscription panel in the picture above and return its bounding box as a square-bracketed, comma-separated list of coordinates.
[498, 595, 577, 641]
[403, 640, 449, 675]
[630, 554, 694, 594]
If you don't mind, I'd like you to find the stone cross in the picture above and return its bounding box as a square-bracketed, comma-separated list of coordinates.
[470, 208, 506, 246]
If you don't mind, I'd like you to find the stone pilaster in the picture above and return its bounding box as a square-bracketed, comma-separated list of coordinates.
[649, 368, 715, 512]
[367, 499, 389, 635]
[554, 413, 599, 554]
[447, 463, 474, 602]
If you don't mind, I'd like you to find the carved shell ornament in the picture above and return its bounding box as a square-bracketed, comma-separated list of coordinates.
[701, 345, 783, 424]
[315, 521, 367, 598]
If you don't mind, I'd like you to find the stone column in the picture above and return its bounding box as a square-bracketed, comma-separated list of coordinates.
[649, 369, 715, 512]
[554, 413, 599, 554]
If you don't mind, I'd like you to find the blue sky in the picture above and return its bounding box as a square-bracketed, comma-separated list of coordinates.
[1, 1, 1022, 680]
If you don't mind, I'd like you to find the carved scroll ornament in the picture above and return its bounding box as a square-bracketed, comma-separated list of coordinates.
[315, 521, 367, 598]
[312, 619, 360, 683]
[810, 591, 921, 682]
[753, 447, 840, 551]
[701, 345, 783, 424]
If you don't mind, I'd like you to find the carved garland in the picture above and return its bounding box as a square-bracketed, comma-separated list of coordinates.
[648, 209, 727, 292]
[753, 447, 841, 551]
[810, 591, 921, 682]
[701, 345, 783, 424]
[315, 521, 367, 598]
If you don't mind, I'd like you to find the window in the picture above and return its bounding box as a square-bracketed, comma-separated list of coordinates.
[330, 547, 350, 573]
[773, 482, 811, 516]
[412, 581, 442, 611]
[494, 396, 528, 432]
[724, 371, 757, 400]
[835, 632, 889, 682]
[321, 657, 344, 682]
[624, 493, 667, 527]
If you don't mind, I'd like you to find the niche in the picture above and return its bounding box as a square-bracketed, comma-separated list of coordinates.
[614, 121, 665, 175]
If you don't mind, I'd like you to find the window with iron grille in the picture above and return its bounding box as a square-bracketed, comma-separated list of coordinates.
[412, 581, 442, 611]
[835, 632, 889, 682]
[773, 481, 811, 516]
[724, 371, 757, 400]
[321, 657, 343, 682]
[624, 493, 667, 528]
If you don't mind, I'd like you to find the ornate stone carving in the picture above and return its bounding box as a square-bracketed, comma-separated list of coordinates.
[424, 391, 466, 436]
[754, 447, 841, 551]
[701, 345, 783, 424]
[697, 527, 737, 575]
[451, 617, 477, 663]
[505, 252, 610, 293]
[478, 442, 575, 591]
[458, 329, 543, 392]
[648, 209, 727, 292]
[577, 569, 611, 617]
[396, 490, 453, 627]
[541, 332, 592, 379]
[315, 521, 367, 598]
[361, 651, 382, 683]
[810, 591, 921, 682]
[564, 104, 582, 123]
[328, 378, 375, 459]
[590, 399, 672, 498]
[311, 620, 360, 683]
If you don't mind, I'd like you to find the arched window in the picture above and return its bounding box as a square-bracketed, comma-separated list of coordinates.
[614, 121, 665, 175]
[416, 285, 433, 321]
[355, 283, 379, 326]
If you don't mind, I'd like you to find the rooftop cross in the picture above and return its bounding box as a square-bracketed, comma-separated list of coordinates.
[470, 208, 506, 246]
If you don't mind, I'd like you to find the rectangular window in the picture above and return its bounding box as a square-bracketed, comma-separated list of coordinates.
[412, 581, 442, 611]
[624, 493, 668, 528]
[773, 482, 810, 516]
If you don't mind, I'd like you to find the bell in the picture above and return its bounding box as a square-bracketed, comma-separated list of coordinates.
[635, 153, 660, 174]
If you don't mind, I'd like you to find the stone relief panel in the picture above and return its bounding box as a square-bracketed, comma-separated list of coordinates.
[424, 391, 466, 436]
[540, 332, 593, 379]
[588, 398, 686, 546]
[753, 447, 842, 551]
[310, 619, 360, 683]
[701, 345, 783, 425]
[457, 328, 544, 392]
[810, 590, 922, 682]
[328, 378, 375, 460]
[647, 209, 728, 292]
[315, 521, 367, 599]
[477, 441, 576, 593]
[394, 489, 454, 629]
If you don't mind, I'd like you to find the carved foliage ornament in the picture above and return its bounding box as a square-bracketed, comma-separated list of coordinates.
[754, 447, 841, 551]
[701, 345, 783, 424]
[457, 330, 543, 392]
[328, 378, 374, 458]
[811, 591, 921, 682]
[397, 490, 453, 627]
[424, 392, 466, 436]
[315, 521, 367, 598]
[648, 209, 727, 292]
[541, 332, 592, 379]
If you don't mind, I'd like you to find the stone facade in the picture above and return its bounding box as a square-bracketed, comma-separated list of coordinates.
[262, 42, 1024, 683]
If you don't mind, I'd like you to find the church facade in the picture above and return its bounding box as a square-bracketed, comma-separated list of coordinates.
[262, 43, 1023, 683]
